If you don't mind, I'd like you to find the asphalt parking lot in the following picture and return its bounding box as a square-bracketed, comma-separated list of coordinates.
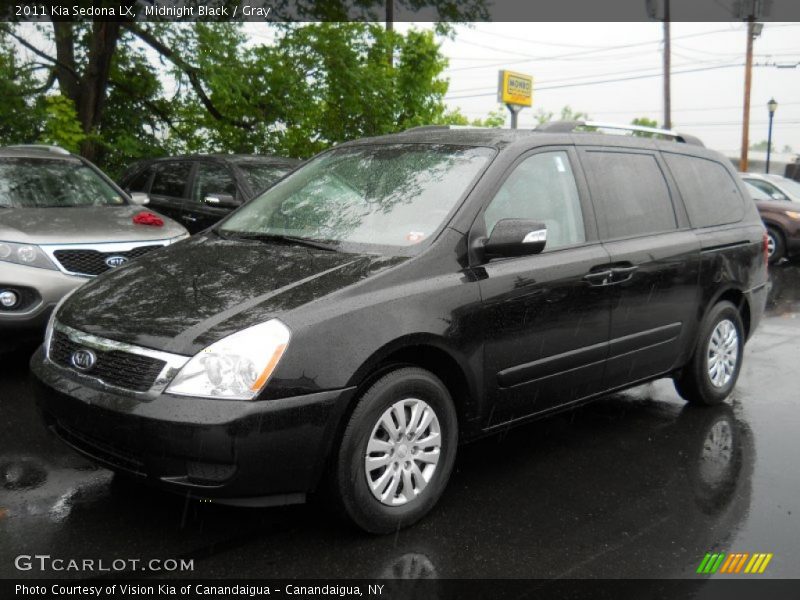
[1, 264, 799, 581]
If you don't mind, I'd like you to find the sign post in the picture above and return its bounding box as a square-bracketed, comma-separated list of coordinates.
[497, 70, 533, 129]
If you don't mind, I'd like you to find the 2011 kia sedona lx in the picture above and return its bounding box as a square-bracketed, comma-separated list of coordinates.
[31, 123, 768, 533]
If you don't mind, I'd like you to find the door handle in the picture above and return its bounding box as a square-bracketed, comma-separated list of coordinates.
[610, 265, 638, 283]
[583, 269, 614, 286]
[181, 215, 198, 222]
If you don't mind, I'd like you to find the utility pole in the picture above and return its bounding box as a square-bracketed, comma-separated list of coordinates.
[663, 0, 671, 129]
[740, 18, 756, 172]
[386, 0, 394, 67]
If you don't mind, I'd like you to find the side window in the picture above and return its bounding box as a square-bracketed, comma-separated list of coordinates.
[192, 163, 237, 204]
[126, 167, 153, 192]
[483, 151, 586, 251]
[663, 153, 745, 228]
[583, 151, 677, 239]
[150, 162, 191, 198]
[744, 181, 771, 201]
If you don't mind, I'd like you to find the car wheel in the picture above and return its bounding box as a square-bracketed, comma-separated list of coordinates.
[331, 367, 458, 534]
[766, 227, 785, 264]
[674, 301, 744, 406]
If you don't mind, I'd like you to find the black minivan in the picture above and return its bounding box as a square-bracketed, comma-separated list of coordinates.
[32, 123, 768, 533]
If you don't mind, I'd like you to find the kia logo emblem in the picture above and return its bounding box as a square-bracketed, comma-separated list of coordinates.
[70, 349, 97, 371]
[105, 255, 128, 268]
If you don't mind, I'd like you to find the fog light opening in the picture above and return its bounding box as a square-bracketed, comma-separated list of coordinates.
[0, 290, 19, 309]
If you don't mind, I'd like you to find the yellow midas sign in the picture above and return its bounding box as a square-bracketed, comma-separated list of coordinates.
[498, 70, 533, 107]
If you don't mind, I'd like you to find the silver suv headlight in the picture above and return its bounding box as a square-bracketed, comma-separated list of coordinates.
[0, 241, 57, 270]
[166, 319, 291, 400]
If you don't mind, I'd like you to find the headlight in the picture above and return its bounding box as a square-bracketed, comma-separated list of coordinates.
[785, 211, 800, 220]
[0, 241, 57, 270]
[166, 319, 291, 400]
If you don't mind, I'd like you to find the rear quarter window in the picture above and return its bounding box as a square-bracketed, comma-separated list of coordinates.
[663, 153, 745, 228]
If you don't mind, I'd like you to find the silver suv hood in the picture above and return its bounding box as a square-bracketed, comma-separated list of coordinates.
[0, 206, 187, 244]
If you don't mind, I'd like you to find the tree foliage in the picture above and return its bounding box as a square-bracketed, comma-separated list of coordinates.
[534, 105, 590, 126]
[0, 20, 470, 176]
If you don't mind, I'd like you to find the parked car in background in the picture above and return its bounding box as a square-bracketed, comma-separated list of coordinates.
[0, 145, 188, 349]
[741, 172, 800, 204]
[743, 180, 800, 263]
[33, 123, 768, 533]
[119, 155, 300, 233]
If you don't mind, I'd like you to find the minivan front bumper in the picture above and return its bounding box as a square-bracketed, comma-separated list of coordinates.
[30, 347, 355, 503]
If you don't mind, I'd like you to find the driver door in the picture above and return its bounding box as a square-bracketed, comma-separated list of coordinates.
[476, 148, 612, 426]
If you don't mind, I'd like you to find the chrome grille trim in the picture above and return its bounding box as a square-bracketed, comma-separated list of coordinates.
[47, 321, 189, 396]
[40, 239, 175, 278]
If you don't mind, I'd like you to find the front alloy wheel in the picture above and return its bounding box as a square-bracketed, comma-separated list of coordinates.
[706, 320, 739, 388]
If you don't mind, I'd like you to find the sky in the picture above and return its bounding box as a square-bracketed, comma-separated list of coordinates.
[426, 22, 800, 156]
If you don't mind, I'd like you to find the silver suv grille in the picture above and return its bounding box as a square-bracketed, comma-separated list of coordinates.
[52, 245, 162, 276]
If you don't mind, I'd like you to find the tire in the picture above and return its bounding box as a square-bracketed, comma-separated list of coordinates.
[331, 367, 458, 534]
[766, 226, 785, 264]
[674, 301, 744, 406]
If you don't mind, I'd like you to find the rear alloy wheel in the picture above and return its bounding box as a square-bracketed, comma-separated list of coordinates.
[766, 227, 785, 264]
[332, 367, 457, 533]
[674, 301, 744, 406]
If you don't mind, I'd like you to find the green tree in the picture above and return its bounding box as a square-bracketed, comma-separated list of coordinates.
[630, 117, 659, 137]
[750, 140, 775, 152]
[437, 106, 506, 128]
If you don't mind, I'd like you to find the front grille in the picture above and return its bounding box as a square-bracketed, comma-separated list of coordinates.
[53, 245, 162, 276]
[50, 330, 165, 392]
[54, 423, 145, 475]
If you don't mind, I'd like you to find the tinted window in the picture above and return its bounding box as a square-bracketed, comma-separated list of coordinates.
[193, 163, 237, 203]
[126, 166, 153, 192]
[238, 163, 292, 193]
[584, 151, 676, 239]
[664, 153, 745, 228]
[744, 181, 771, 201]
[150, 162, 191, 198]
[484, 151, 585, 250]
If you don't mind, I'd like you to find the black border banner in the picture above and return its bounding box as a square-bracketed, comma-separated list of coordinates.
[4, 579, 800, 600]
[2, 0, 800, 23]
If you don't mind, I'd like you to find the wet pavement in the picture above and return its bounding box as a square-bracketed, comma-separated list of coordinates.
[1, 264, 799, 581]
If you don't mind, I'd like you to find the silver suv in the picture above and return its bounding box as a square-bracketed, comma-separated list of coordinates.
[0, 145, 187, 348]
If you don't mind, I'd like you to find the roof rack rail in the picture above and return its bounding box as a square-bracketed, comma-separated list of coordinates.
[535, 121, 704, 147]
[404, 124, 493, 133]
[4, 144, 71, 155]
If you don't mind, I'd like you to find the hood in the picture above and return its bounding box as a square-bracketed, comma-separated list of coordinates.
[57, 234, 408, 354]
[756, 198, 800, 212]
[0, 206, 186, 244]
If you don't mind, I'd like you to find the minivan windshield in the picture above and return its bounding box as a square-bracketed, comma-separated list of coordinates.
[0, 158, 125, 208]
[219, 144, 495, 251]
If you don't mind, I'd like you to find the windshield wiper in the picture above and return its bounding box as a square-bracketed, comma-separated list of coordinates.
[221, 231, 340, 252]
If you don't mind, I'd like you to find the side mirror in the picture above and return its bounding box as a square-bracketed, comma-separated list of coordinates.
[129, 192, 150, 206]
[484, 219, 547, 258]
[204, 193, 242, 209]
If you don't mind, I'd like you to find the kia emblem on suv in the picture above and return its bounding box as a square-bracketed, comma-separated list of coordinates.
[70, 349, 97, 371]
[105, 256, 128, 268]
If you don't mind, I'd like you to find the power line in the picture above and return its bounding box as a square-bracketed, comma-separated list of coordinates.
[446, 62, 744, 99]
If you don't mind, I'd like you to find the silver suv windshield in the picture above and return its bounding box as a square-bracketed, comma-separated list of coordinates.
[0, 158, 126, 208]
[219, 144, 494, 251]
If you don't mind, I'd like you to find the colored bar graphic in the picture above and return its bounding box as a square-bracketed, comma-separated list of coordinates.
[698, 552, 773, 575]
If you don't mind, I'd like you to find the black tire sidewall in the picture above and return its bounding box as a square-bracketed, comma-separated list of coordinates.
[335, 368, 458, 534]
[691, 302, 745, 404]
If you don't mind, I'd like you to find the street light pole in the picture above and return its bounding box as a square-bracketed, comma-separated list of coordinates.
[766, 98, 778, 174]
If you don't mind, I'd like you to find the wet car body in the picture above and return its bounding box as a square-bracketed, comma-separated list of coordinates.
[31, 128, 768, 520]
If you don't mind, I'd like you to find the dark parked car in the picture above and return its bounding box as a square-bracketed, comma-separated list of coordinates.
[119, 154, 299, 233]
[32, 123, 768, 533]
[743, 180, 800, 263]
